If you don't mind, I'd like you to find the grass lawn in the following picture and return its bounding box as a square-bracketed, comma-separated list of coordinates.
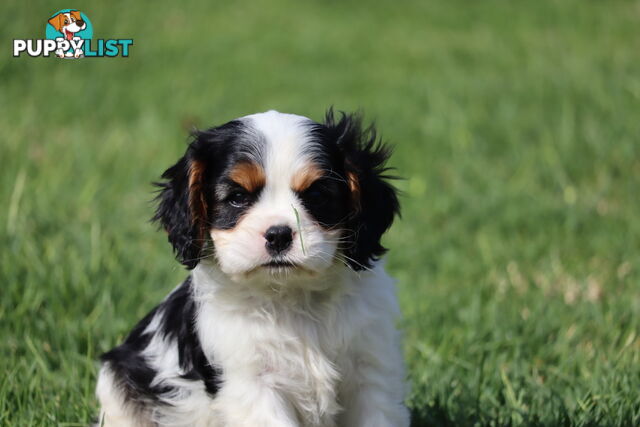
[1, 0, 639, 425]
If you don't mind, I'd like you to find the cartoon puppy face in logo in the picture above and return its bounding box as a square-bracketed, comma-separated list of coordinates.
[48, 10, 86, 58]
[48, 10, 86, 40]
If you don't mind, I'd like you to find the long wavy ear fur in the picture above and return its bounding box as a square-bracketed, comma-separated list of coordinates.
[152, 152, 204, 269]
[152, 125, 227, 269]
[152, 121, 240, 269]
[323, 108, 400, 270]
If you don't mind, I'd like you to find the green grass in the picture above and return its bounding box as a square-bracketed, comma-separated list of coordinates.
[2, 0, 639, 425]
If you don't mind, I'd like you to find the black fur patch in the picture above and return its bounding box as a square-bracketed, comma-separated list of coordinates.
[100, 277, 221, 407]
[211, 178, 263, 230]
[311, 109, 400, 270]
[296, 175, 350, 229]
[100, 308, 172, 405]
[156, 277, 221, 395]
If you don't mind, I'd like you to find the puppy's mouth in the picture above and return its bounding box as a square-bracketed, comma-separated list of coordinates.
[63, 28, 76, 40]
[243, 260, 315, 278]
[262, 260, 297, 269]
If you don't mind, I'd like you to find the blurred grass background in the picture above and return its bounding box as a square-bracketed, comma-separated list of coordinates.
[1, 0, 640, 425]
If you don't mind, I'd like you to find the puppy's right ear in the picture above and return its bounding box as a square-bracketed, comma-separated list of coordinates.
[152, 148, 208, 269]
[48, 14, 63, 32]
[153, 121, 241, 268]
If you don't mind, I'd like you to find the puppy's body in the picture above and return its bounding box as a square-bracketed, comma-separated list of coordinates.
[98, 262, 406, 427]
[96, 111, 409, 426]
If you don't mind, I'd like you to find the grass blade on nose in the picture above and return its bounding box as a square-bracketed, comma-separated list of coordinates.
[291, 204, 306, 255]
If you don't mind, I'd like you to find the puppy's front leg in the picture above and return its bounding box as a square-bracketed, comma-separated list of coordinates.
[214, 376, 299, 427]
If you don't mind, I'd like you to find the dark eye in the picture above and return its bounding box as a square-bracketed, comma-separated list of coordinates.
[303, 186, 329, 205]
[227, 190, 251, 208]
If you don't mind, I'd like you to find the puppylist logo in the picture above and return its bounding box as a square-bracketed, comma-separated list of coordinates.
[13, 9, 133, 58]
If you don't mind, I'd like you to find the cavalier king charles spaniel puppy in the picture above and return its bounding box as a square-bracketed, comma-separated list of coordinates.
[96, 109, 409, 427]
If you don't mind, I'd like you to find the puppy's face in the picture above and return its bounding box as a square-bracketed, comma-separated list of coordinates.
[154, 110, 399, 285]
[48, 11, 86, 39]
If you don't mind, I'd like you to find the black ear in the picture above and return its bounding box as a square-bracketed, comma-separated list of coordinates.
[152, 146, 209, 270]
[152, 121, 241, 269]
[324, 109, 400, 271]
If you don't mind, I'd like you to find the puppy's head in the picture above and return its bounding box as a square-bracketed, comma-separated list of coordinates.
[48, 11, 86, 38]
[153, 110, 399, 283]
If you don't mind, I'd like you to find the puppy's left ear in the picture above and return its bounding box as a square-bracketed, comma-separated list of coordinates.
[70, 10, 82, 21]
[152, 146, 209, 269]
[48, 14, 63, 32]
[325, 110, 400, 270]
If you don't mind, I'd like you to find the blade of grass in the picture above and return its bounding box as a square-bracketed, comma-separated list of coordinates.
[291, 204, 306, 255]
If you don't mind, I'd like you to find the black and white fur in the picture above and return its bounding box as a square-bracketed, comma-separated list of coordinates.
[96, 110, 409, 426]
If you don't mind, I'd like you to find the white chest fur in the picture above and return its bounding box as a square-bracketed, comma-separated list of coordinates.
[191, 262, 408, 427]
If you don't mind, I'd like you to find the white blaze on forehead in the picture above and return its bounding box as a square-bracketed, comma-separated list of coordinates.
[243, 110, 317, 196]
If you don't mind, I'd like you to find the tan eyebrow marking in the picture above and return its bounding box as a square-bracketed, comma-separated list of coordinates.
[228, 161, 266, 192]
[291, 163, 324, 192]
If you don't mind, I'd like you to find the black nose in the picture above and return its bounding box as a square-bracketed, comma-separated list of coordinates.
[264, 225, 293, 255]
[76, 19, 85, 27]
